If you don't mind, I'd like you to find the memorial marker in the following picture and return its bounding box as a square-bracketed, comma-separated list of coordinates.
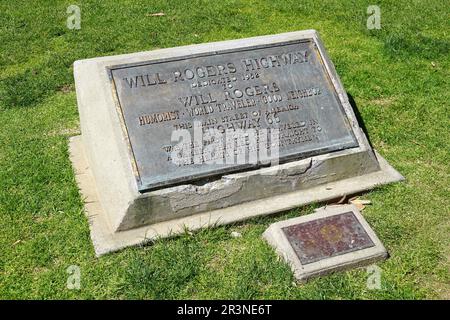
[108, 39, 358, 190]
[70, 30, 403, 255]
[263, 204, 388, 281]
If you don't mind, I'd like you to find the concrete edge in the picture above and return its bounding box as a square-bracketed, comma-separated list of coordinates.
[69, 135, 404, 257]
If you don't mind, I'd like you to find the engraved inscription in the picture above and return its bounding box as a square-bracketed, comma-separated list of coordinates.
[109, 39, 358, 191]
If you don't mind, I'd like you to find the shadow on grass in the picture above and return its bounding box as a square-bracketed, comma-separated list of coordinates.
[347, 92, 375, 150]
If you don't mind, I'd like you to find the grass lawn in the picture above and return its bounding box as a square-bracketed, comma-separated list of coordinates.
[0, 0, 449, 299]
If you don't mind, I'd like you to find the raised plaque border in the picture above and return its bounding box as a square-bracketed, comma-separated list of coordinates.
[107, 38, 359, 192]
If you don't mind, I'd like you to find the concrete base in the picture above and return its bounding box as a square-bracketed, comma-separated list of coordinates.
[263, 204, 388, 281]
[69, 135, 403, 256]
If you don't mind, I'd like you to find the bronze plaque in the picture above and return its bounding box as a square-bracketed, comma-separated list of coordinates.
[282, 212, 375, 264]
[108, 39, 358, 191]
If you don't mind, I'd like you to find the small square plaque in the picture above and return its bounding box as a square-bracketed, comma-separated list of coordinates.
[263, 204, 388, 281]
[282, 211, 375, 265]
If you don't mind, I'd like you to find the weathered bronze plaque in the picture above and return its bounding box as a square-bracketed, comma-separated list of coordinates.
[282, 212, 375, 265]
[109, 39, 358, 191]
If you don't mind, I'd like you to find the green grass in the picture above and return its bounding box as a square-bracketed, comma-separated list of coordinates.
[0, 0, 449, 299]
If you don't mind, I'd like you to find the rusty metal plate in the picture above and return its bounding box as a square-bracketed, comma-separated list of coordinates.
[108, 39, 358, 192]
[282, 212, 375, 265]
